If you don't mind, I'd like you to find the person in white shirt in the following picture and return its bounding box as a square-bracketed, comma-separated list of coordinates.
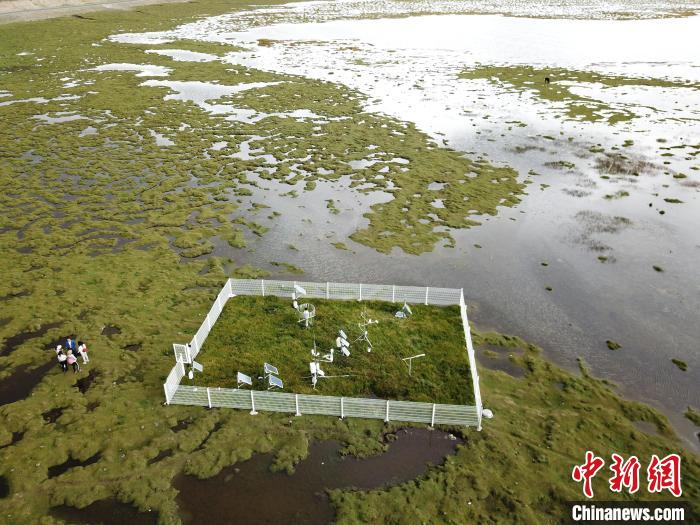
[77, 341, 89, 364]
[57, 351, 68, 373]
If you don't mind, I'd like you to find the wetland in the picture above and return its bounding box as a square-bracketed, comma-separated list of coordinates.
[0, 0, 699, 523]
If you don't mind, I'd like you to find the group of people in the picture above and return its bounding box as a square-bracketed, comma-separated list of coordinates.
[54, 337, 89, 373]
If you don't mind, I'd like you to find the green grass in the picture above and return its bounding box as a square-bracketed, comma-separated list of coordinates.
[196, 296, 472, 404]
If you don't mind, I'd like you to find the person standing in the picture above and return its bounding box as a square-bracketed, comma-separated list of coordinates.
[66, 350, 80, 373]
[57, 351, 68, 373]
[77, 341, 89, 364]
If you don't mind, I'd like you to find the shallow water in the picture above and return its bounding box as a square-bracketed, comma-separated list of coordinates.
[0, 321, 61, 357]
[175, 427, 461, 524]
[0, 360, 55, 406]
[50, 499, 157, 525]
[107, 2, 700, 448]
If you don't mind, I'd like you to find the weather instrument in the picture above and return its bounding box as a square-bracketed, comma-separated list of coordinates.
[320, 347, 334, 363]
[297, 303, 316, 328]
[188, 360, 204, 380]
[402, 353, 425, 376]
[237, 371, 252, 389]
[263, 362, 279, 377]
[268, 375, 284, 390]
[395, 302, 413, 318]
[335, 335, 351, 357]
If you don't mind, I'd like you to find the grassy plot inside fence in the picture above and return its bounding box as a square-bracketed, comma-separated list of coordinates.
[191, 296, 473, 404]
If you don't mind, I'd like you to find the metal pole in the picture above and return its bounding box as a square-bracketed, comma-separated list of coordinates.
[261, 279, 265, 296]
[207, 387, 212, 409]
[385, 400, 390, 422]
[340, 397, 344, 419]
[295, 394, 301, 416]
[425, 287, 429, 305]
[250, 390, 258, 415]
[359, 283, 362, 301]
[431, 403, 436, 427]
[392, 285, 395, 303]
[326, 282, 329, 299]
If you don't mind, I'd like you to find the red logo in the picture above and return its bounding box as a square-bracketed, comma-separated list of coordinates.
[647, 454, 682, 497]
[609, 453, 640, 494]
[573, 452, 682, 498]
[572, 451, 606, 498]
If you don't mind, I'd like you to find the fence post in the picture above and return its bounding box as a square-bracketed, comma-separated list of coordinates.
[326, 282, 329, 299]
[340, 397, 344, 419]
[295, 394, 301, 416]
[359, 283, 362, 301]
[163, 383, 170, 405]
[250, 390, 257, 415]
[425, 287, 429, 305]
[385, 400, 390, 422]
[207, 387, 212, 409]
[261, 279, 265, 296]
[392, 285, 395, 303]
[431, 403, 436, 427]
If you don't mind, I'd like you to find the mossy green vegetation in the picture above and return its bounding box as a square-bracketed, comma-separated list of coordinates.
[269, 261, 304, 274]
[0, 1, 698, 524]
[671, 358, 688, 371]
[606, 340, 622, 350]
[331, 332, 699, 524]
[686, 407, 700, 427]
[195, 296, 472, 404]
[459, 64, 699, 124]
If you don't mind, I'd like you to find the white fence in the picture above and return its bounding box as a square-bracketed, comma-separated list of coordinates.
[164, 279, 484, 429]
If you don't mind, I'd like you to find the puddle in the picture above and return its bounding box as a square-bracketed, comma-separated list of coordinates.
[0, 290, 30, 301]
[171, 418, 192, 433]
[0, 475, 8, 499]
[0, 322, 62, 357]
[75, 369, 100, 394]
[149, 129, 175, 146]
[477, 347, 526, 378]
[48, 452, 102, 479]
[146, 49, 218, 62]
[0, 360, 56, 407]
[175, 427, 460, 525]
[0, 431, 25, 450]
[633, 420, 660, 437]
[51, 499, 157, 525]
[147, 449, 173, 465]
[92, 63, 171, 77]
[101, 325, 121, 337]
[42, 407, 65, 424]
[33, 112, 86, 124]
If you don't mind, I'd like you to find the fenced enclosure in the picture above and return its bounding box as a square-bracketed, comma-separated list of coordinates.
[164, 279, 484, 429]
